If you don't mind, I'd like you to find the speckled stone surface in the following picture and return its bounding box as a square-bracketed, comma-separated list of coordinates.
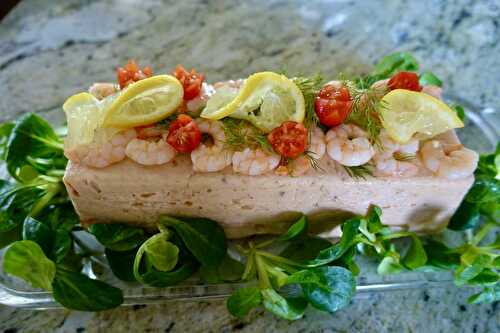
[0, 0, 499, 332]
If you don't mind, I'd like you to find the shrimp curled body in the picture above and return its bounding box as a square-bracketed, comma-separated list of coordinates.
[125, 135, 176, 166]
[326, 124, 375, 166]
[88, 82, 119, 100]
[191, 119, 233, 172]
[373, 131, 419, 177]
[233, 148, 280, 176]
[65, 129, 137, 168]
[420, 140, 478, 180]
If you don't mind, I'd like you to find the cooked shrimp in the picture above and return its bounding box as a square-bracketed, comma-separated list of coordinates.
[373, 131, 419, 177]
[420, 140, 478, 180]
[191, 119, 233, 172]
[65, 129, 137, 168]
[276, 127, 326, 176]
[421, 85, 443, 100]
[371, 79, 389, 90]
[125, 135, 176, 166]
[233, 148, 280, 176]
[88, 83, 119, 100]
[308, 127, 327, 159]
[186, 83, 216, 113]
[326, 124, 375, 166]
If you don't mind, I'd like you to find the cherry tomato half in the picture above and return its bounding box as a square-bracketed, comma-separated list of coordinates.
[267, 121, 308, 158]
[314, 84, 352, 127]
[116, 59, 153, 89]
[167, 115, 202, 153]
[388, 71, 422, 92]
[173, 65, 205, 101]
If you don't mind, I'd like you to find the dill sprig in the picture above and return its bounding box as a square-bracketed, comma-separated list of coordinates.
[292, 74, 324, 129]
[342, 163, 374, 180]
[221, 118, 272, 152]
[393, 152, 416, 162]
[304, 150, 324, 173]
[282, 151, 324, 177]
[344, 78, 387, 147]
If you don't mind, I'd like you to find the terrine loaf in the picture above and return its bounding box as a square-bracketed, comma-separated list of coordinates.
[62, 59, 479, 238]
[64, 155, 473, 238]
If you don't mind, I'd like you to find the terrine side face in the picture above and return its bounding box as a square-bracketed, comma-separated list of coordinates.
[63, 156, 474, 238]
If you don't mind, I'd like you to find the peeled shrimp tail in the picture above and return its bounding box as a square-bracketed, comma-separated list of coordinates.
[420, 140, 478, 180]
[191, 119, 233, 172]
[326, 124, 375, 166]
[233, 148, 280, 176]
[372, 130, 419, 177]
[125, 135, 176, 166]
[65, 129, 137, 168]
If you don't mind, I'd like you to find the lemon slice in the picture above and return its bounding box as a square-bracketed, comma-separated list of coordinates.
[201, 85, 239, 118]
[201, 72, 305, 132]
[380, 89, 464, 143]
[103, 75, 183, 128]
[63, 92, 102, 149]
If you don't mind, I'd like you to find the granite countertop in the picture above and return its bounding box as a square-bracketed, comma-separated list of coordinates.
[0, 0, 499, 332]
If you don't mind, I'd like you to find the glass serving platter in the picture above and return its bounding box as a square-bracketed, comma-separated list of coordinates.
[0, 95, 497, 310]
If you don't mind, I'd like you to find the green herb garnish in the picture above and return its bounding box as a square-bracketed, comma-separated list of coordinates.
[393, 152, 416, 162]
[221, 118, 272, 152]
[344, 79, 386, 146]
[291, 74, 324, 129]
[342, 163, 374, 179]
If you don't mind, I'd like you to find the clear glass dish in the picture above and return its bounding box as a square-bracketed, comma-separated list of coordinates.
[0, 95, 497, 310]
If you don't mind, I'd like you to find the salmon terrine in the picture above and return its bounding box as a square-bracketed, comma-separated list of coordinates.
[62, 60, 478, 238]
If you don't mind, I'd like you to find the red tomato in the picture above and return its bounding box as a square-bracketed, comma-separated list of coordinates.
[388, 72, 422, 91]
[173, 65, 205, 100]
[267, 121, 308, 158]
[314, 84, 352, 127]
[116, 59, 153, 89]
[167, 115, 201, 153]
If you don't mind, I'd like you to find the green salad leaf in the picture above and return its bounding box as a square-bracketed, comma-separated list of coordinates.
[279, 236, 331, 262]
[52, 268, 123, 311]
[262, 289, 307, 320]
[132, 226, 199, 287]
[0, 225, 21, 249]
[89, 223, 147, 252]
[5, 113, 65, 182]
[159, 216, 227, 267]
[361, 52, 419, 86]
[0, 122, 14, 161]
[419, 71, 443, 87]
[226, 286, 262, 317]
[301, 266, 355, 313]
[402, 235, 427, 269]
[138, 260, 199, 288]
[3, 240, 56, 291]
[452, 105, 466, 121]
[0, 180, 46, 232]
[200, 254, 245, 284]
[278, 215, 308, 242]
[105, 247, 138, 282]
[144, 233, 179, 272]
[22, 216, 53, 255]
